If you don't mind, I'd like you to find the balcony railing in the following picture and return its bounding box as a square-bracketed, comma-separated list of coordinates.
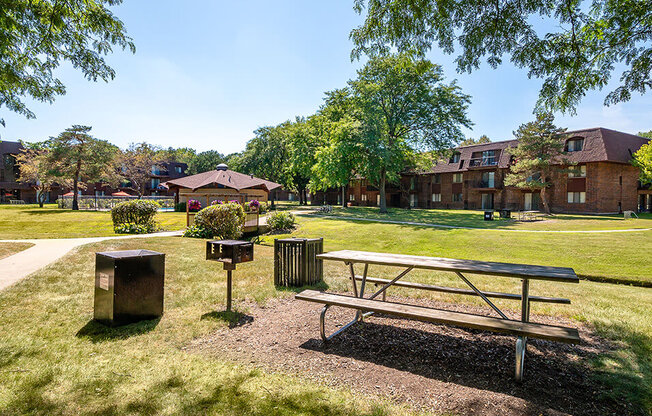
[470, 180, 500, 189]
[468, 158, 498, 167]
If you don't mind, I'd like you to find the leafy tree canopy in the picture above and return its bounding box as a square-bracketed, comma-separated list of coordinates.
[632, 142, 652, 185]
[15, 146, 71, 207]
[118, 142, 163, 197]
[350, 0, 652, 113]
[187, 150, 227, 175]
[345, 53, 472, 212]
[156, 147, 196, 165]
[0, 0, 135, 126]
[637, 131, 652, 140]
[460, 135, 491, 147]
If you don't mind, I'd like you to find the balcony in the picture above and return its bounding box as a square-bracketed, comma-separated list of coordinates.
[468, 157, 498, 168]
[469, 180, 501, 189]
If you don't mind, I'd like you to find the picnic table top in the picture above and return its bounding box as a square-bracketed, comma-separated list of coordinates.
[317, 250, 579, 283]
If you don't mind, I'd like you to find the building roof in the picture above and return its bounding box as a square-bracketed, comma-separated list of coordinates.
[164, 166, 283, 192]
[0, 140, 23, 155]
[426, 127, 649, 174]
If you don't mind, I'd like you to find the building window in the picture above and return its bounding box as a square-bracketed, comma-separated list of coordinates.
[410, 177, 416, 190]
[433, 174, 441, 184]
[567, 192, 586, 204]
[450, 152, 461, 163]
[151, 178, 160, 188]
[361, 194, 367, 202]
[349, 194, 355, 201]
[453, 173, 463, 183]
[566, 138, 584, 152]
[452, 193, 463, 202]
[95, 190, 104, 197]
[409, 194, 417, 208]
[481, 171, 495, 187]
[568, 165, 586, 178]
[432, 193, 441, 202]
[175, 166, 182, 174]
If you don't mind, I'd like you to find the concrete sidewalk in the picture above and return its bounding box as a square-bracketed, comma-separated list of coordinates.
[0, 231, 182, 291]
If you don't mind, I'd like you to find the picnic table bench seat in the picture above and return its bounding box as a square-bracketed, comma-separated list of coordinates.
[296, 289, 580, 344]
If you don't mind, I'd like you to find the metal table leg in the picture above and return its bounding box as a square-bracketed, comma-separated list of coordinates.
[515, 279, 530, 381]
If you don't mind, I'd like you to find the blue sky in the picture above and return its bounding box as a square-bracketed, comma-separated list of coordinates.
[1, 0, 650, 153]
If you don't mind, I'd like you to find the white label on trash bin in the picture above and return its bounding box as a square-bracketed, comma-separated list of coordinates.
[98, 273, 110, 290]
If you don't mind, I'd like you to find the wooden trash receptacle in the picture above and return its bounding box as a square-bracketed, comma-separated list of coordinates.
[274, 238, 323, 287]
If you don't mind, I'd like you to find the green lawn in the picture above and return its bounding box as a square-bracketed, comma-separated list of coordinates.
[0, 204, 187, 239]
[0, 227, 650, 414]
[308, 206, 652, 231]
[0, 242, 33, 259]
[0, 237, 408, 416]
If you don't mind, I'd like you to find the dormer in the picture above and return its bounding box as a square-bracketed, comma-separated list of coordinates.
[565, 137, 584, 152]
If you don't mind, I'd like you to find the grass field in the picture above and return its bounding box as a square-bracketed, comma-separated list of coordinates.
[311, 206, 652, 231]
[0, 204, 187, 239]
[263, 216, 652, 286]
[0, 216, 650, 414]
[0, 242, 33, 259]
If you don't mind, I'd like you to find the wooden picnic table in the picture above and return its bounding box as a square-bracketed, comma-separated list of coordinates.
[296, 250, 580, 381]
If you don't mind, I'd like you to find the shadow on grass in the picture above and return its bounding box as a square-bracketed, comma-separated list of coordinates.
[200, 310, 254, 328]
[299, 315, 649, 416]
[75, 318, 160, 343]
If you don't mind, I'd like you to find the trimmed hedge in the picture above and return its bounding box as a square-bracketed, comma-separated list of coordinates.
[192, 202, 246, 239]
[267, 211, 296, 231]
[111, 200, 160, 234]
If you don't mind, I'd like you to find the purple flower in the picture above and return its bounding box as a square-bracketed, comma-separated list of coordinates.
[188, 199, 202, 212]
[248, 199, 260, 208]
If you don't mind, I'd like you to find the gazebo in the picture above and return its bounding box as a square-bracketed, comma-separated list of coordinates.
[163, 163, 282, 210]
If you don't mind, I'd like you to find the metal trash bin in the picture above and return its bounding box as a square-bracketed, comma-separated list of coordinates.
[274, 238, 323, 287]
[500, 209, 512, 219]
[484, 211, 494, 221]
[94, 250, 165, 326]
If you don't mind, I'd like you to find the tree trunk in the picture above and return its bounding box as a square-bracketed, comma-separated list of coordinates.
[38, 190, 45, 208]
[540, 187, 551, 214]
[72, 177, 79, 211]
[341, 185, 347, 208]
[72, 160, 82, 211]
[379, 168, 388, 214]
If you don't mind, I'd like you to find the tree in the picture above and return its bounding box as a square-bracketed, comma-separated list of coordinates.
[187, 150, 227, 174]
[350, 0, 652, 113]
[0, 0, 135, 126]
[504, 113, 568, 214]
[230, 126, 291, 189]
[15, 144, 70, 208]
[347, 53, 472, 213]
[632, 142, 652, 185]
[460, 135, 491, 147]
[311, 89, 363, 207]
[118, 142, 163, 198]
[156, 147, 196, 165]
[46, 125, 118, 210]
[638, 131, 652, 140]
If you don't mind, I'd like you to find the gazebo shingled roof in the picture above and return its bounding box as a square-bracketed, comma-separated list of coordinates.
[163, 166, 282, 192]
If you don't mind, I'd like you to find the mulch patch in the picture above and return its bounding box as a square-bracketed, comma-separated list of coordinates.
[186, 295, 629, 416]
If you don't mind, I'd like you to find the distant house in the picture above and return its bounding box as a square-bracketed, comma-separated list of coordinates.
[316, 128, 651, 214]
[164, 163, 282, 208]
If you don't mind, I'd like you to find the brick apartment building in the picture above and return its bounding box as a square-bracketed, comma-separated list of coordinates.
[316, 128, 651, 214]
[0, 140, 187, 203]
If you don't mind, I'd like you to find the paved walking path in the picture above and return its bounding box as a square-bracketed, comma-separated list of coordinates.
[0, 231, 182, 291]
[295, 212, 652, 233]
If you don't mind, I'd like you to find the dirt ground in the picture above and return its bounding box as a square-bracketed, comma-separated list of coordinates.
[187, 296, 630, 416]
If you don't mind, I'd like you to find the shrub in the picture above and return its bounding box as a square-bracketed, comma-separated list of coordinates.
[114, 223, 156, 234]
[193, 202, 246, 239]
[183, 225, 213, 239]
[267, 211, 296, 231]
[111, 200, 160, 233]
